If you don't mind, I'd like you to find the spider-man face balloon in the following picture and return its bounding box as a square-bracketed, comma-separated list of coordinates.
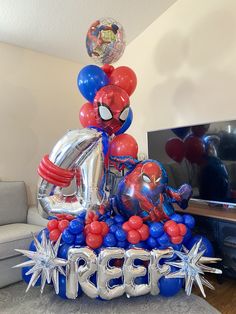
[93, 85, 130, 135]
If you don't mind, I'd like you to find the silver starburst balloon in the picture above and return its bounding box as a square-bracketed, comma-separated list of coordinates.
[13, 231, 67, 294]
[165, 239, 222, 297]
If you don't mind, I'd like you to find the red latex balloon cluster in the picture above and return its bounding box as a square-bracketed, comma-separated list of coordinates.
[164, 220, 187, 244]
[84, 212, 109, 249]
[122, 216, 149, 244]
[47, 214, 75, 242]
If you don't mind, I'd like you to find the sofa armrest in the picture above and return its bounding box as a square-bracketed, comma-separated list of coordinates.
[27, 206, 48, 227]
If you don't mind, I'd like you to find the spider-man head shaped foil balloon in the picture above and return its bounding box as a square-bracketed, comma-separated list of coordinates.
[93, 85, 130, 135]
[114, 159, 192, 221]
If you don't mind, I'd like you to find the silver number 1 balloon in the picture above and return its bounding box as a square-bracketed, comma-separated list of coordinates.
[38, 128, 108, 217]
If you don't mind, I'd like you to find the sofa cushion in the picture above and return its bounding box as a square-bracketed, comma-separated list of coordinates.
[0, 181, 28, 225]
[0, 223, 43, 260]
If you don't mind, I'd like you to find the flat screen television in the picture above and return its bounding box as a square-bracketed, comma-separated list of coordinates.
[148, 120, 236, 207]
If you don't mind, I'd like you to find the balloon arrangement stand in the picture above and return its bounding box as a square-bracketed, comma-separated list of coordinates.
[14, 18, 222, 301]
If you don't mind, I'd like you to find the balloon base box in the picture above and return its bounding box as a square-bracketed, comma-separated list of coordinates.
[61, 246, 174, 300]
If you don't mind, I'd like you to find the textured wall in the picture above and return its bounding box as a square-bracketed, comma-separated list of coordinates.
[0, 43, 83, 205]
[118, 0, 236, 155]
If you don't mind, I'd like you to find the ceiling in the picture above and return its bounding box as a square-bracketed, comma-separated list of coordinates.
[0, 0, 177, 64]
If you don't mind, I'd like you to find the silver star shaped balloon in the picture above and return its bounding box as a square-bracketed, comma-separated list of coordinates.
[165, 239, 222, 297]
[13, 231, 67, 294]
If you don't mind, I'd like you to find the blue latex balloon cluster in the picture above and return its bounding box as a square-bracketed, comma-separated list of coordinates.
[61, 212, 86, 246]
[102, 214, 128, 248]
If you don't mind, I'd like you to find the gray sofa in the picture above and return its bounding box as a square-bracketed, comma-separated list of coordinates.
[0, 181, 47, 288]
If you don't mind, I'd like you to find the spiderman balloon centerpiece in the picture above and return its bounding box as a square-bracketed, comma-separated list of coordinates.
[15, 18, 222, 301]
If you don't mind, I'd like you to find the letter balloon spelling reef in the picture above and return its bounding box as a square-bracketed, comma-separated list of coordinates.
[15, 17, 222, 302]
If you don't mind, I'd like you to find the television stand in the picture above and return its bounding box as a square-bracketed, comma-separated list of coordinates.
[176, 202, 236, 279]
[175, 202, 236, 222]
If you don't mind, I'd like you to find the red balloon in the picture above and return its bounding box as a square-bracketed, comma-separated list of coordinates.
[127, 230, 141, 244]
[165, 138, 185, 163]
[101, 64, 114, 77]
[90, 221, 102, 235]
[122, 221, 132, 232]
[110, 66, 137, 96]
[79, 102, 98, 128]
[58, 219, 69, 232]
[164, 220, 176, 231]
[49, 229, 61, 242]
[128, 216, 143, 230]
[171, 235, 183, 244]
[84, 224, 91, 235]
[178, 223, 187, 236]
[100, 222, 109, 236]
[138, 224, 150, 241]
[86, 233, 103, 249]
[191, 124, 210, 137]
[166, 222, 179, 237]
[47, 219, 58, 231]
[109, 134, 138, 159]
[184, 135, 205, 164]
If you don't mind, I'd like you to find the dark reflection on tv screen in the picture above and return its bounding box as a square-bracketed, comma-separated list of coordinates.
[148, 120, 236, 206]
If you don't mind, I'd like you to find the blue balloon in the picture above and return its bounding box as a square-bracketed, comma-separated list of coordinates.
[58, 273, 67, 299]
[47, 216, 57, 220]
[58, 243, 73, 259]
[157, 233, 170, 247]
[149, 222, 164, 238]
[103, 233, 117, 247]
[77, 210, 86, 220]
[115, 108, 133, 135]
[29, 240, 36, 251]
[22, 266, 41, 286]
[182, 227, 192, 245]
[129, 241, 148, 249]
[105, 218, 115, 226]
[170, 213, 184, 224]
[134, 273, 148, 285]
[146, 236, 158, 249]
[62, 229, 75, 244]
[75, 233, 85, 245]
[69, 219, 84, 235]
[186, 235, 214, 257]
[115, 229, 127, 241]
[183, 214, 195, 229]
[109, 277, 123, 287]
[109, 224, 118, 234]
[114, 214, 125, 224]
[77, 65, 109, 103]
[171, 127, 190, 139]
[37, 228, 49, 241]
[159, 266, 183, 297]
[117, 240, 127, 248]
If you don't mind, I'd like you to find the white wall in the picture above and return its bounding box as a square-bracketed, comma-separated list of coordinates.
[119, 0, 236, 155]
[0, 43, 83, 205]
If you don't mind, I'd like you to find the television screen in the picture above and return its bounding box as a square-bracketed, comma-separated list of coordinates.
[147, 120, 236, 206]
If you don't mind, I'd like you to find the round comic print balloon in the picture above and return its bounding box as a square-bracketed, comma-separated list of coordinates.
[86, 18, 126, 65]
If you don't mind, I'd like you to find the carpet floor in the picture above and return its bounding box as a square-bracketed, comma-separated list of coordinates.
[0, 281, 220, 314]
